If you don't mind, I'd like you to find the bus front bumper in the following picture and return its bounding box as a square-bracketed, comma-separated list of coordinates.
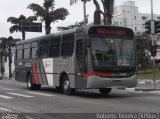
[86, 75, 138, 89]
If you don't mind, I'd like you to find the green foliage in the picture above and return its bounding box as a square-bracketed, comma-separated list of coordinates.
[7, 15, 37, 40]
[57, 22, 83, 31]
[57, 15, 88, 31]
[28, 0, 69, 34]
[138, 68, 160, 80]
[135, 32, 151, 67]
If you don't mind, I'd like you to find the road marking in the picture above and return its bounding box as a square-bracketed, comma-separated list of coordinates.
[7, 92, 34, 98]
[27, 92, 55, 97]
[0, 95, 13, 99]
[0, 87, 19, 90]
[25, 116, 35, 119]
[145, 97, 160, 100]
[0, 107, 12, 112]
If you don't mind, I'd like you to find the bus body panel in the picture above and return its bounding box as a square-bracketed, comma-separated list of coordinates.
[15, 25, 137, 91]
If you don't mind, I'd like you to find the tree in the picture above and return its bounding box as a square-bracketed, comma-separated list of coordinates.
[57, 22, 83, 31]
[28, 0, 69, 34]
[0, 37, 20, 78]
[57, 15, 89, 31]
[7, 15, 37, 40]
[70, 0, 91, 5]
[70, 0, 114, 25]
[135, 32, 151, 71]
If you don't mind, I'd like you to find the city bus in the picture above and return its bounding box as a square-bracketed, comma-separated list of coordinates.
[15, 25, 137, 95]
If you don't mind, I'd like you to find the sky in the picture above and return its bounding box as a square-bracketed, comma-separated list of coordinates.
[0, 0, 160, 39]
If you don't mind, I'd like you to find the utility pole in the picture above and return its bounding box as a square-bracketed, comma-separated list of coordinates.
[150, 0, 156, 89]
[83, 0, 87, 25]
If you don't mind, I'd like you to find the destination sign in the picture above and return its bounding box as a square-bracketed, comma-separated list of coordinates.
[88, 26, 133, 37]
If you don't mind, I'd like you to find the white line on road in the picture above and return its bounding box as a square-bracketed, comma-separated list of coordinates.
[25, 116, 35, 119]
[145, 97, 160, 100]
[0, 107, 12, 112]
[0, 87, 19, 90]
[0, 95, 13, 99]
[27, 92, 55, 97]
[7, 92, 34, 98]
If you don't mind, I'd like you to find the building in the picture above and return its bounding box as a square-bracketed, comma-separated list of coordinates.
[112, 1, 160, 33]
[112, 1, 160, 63]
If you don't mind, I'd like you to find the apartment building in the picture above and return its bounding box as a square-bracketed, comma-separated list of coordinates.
[112, 1, 160, 33]
[112, 1, 160, 61]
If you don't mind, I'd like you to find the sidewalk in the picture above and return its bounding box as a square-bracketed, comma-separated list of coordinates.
[135, 79, 160, 91]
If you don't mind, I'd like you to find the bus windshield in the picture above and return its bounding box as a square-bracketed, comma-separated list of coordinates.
[91, 37, 136, 68]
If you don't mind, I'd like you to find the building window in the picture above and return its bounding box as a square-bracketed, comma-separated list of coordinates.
[135, 27, 137, 31]
[123, 18, 127, 27]
[114, 22, 119, 26]
[134, 16, 136, 20]
[142, 16, 146, 20]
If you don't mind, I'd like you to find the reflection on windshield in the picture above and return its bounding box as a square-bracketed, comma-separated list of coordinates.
[91, 37, 135, 67]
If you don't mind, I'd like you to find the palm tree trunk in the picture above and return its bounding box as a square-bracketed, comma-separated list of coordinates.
[45, 19, 51, 34]
[22, 31, 26, 40]
[102, 0, 114, 25]
[8, 46, 12, 78]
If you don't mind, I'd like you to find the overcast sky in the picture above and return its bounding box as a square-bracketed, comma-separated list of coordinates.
[0, 0, 160, 39]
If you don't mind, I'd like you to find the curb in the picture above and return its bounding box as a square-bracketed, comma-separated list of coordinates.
[117, 87, 160, 92]
[139, 80, 160, 84]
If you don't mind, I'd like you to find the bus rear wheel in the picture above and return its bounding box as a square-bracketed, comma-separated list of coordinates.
[62, 76, 75, 95]
[99, 88, 112, 95]
[27, 74, 41, 90]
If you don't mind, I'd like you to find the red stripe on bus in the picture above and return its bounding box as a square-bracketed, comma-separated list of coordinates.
[32, 63, 40, 84]
[83, 72, 112, 78]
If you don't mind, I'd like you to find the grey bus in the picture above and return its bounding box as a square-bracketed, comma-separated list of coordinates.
[15, 25, 137, 95]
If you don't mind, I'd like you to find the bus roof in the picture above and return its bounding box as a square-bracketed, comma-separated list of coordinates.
[16, 25, 133, 45]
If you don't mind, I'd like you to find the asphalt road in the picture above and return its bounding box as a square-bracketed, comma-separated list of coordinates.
[0, 79, 160, 119]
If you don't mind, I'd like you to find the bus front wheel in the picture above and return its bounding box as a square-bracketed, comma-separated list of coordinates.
[99, 88, 112, 95]
[27, 74, 41, 90]
[62, 76, 75, 95]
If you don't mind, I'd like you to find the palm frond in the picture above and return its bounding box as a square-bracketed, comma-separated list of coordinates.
[27, 16, 37, 22]
[70, 0, 78, 5]
[7, 17, 19, 24]
[18, 15, 26, 21]
[27, 3, 45, 17]
[50, 8, 69, 21]
[9, 25, 19, 33]
[44, 0, 55, 9]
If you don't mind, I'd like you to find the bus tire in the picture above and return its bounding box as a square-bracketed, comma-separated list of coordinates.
[26, 74, 35, 90]
[62, 76, 75, 95]
[99, 88, 112, 95]
[35, 84, 41, 90]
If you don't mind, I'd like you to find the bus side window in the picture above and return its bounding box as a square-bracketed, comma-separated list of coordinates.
[61, 34, 74, 57]
[50, 37, 61, 57]
[23, 43, 30, 59]
[39, 39, 49, 58]
[31, 42, 39, 59]
[17, 45, 23, 60]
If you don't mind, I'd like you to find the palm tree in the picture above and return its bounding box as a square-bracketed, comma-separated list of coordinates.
[28, 0, 69, 34]
[101, 0, 114, 25]
[7, 15, 37, 40]
[0, 37, 20, 78]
